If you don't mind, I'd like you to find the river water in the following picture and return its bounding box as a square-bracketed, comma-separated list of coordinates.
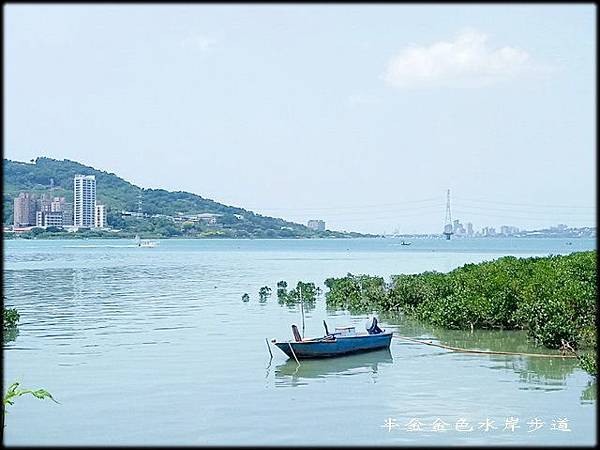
[2, 237, 596, 445]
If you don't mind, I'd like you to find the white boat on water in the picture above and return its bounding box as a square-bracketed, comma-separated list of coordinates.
[134, 235, 158, 248]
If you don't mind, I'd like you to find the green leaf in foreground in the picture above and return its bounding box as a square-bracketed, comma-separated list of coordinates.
[3, 382, 59, 407]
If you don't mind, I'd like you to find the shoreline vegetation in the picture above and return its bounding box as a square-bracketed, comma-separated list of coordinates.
[3, 229, 372, 240]
[323, 251, 597, 375]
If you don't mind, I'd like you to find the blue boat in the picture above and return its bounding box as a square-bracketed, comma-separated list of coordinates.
[272, 318, 392, 359]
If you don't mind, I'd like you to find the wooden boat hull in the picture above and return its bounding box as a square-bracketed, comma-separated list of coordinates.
[274, 332, 393, 359]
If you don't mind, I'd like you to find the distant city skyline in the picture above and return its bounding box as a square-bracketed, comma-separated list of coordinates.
[384, 221, 595, 239]
[5, 4, 595, 234]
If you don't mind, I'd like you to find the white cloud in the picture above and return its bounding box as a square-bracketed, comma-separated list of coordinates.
[180, 35, 216, 52]
[383, 30, 535, 88]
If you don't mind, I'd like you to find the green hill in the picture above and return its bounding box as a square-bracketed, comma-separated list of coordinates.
[3, 157, 371, 239]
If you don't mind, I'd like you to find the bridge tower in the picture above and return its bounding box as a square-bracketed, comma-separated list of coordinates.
[443, 189, 453, 240]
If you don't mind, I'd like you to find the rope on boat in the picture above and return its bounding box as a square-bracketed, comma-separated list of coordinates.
[392, 333, 577, 359]
[288, 342, 301, 366]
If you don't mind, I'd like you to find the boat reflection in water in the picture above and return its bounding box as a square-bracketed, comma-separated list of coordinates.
[274, 348, 393, 387]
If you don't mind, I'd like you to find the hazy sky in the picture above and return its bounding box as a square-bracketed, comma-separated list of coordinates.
[4, 4, 596, 234]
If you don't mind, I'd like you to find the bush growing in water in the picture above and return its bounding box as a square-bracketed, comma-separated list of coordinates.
[515, 253, 597, 348]
[276, 281, 288, 301]
[258, 286, 272, 303]
[576, 325, 597, 376]
[325, 274, 388, 313]
[324, 251, 597, 374]
[276, 281, 321, 310]
[3, 304, 20, 344]
[3, 307, 20, 329]
[288, 281, 321, 303]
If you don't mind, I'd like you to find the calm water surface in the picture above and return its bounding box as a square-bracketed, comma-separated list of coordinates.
[3, 238, 596, 445]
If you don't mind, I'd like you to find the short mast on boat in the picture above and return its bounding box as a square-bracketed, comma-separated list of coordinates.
[300, 284, 305, 339]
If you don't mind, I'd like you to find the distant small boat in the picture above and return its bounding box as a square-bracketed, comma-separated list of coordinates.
[566, 242, 573, 245]
[272, 318, 392, 359]
[400, 241, 412, 246]
[134, 235, 158, 248]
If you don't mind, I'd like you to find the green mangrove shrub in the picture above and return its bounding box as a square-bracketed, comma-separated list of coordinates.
[388, 271, 451, 312]
[287, 281, 320, 303]
[323, 251, 597, 374]
[578, 353, 597, 376]
[515, 252, 597, 348]
[324, 274, 388, 313]
[277, 281, 320, 310]
[576, 325, 597, 376]
[258, 286, 272, 303]
[276, 281, 288, 301]
[3, 303, 20, 329]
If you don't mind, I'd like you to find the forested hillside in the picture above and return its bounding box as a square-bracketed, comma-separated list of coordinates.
[4, 157, 369, 239]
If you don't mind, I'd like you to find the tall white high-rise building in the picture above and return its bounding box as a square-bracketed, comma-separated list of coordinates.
[73, 175, 96, 227]
[95, 204, 107, 228]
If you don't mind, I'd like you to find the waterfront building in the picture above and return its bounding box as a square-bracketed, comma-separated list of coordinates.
[50, 196, 66, 212]
[191, 213, 220, 224]
[95, 204, 107, 228]
[35, 211, 44, 227]
[482, 227, 497, 237]
[73, 175, 96, 228]
[37, 193, 52, 213]
[50, 196, 73, 225]
[452, 219, 466, 236]
[36, 211, 65, 228]
[13, 192, 37, 226]
[307, 219, 326, 231]
[500, 225, 520, 236]
[62, 203, 74, 225]
[46, 212, 64, 228]
[466, 222, 474, 237]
